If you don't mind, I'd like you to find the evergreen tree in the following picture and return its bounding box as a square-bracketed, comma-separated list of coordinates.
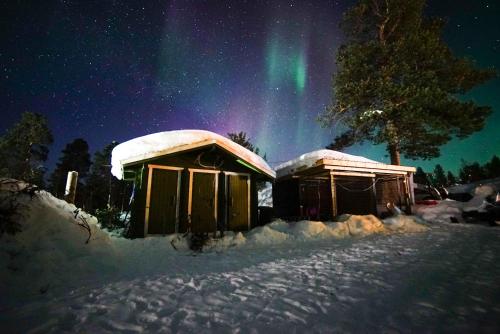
[227, 131, 260, 155]
[86, 141, 128, 212]
[414, 167, 430, 185]
[227, 132, 267, 190]
[0, 112, 53, 185]
[49, 138, 91, 202]
[446, 171, 456, 186]
[459, 161, 486, 183]
[433, 164, 447, 187]
[320, 0, 495, 165]
[484, 155, 500, 179]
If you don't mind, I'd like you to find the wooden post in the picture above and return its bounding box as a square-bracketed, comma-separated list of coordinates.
[65, 171, 78, 204]
[330, 172, 337, 218]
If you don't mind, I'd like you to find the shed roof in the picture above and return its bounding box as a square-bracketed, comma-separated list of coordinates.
[275, 149, 415, 178]
[111, 130, 275, 179]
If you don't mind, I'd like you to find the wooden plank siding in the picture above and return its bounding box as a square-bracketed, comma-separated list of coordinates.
[124, 145, 270, 237]
[226, 173, 251, 231]
[145, 167, 181, 235]
[188, 169, 219, 233]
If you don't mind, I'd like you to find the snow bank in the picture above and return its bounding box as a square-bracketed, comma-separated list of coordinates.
[275, 149, 380, 178]
[210, 215, 428, 249]
[111, 129, 275, 179]
[0, 184, 117, 301]
[383, 215, 429, 233]
[415, 183, 498, 223]
[415, 200, 464, 223]
[462, 185, 496, 212]
[447, 177, 500, 194]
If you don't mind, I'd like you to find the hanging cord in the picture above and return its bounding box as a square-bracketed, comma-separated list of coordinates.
[335, 176, 402, 192]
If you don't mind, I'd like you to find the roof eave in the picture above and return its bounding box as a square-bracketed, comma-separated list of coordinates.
[120, 139, 276, 179]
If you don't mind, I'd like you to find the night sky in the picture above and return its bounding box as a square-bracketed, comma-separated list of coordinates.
[1, 0, 499, 174]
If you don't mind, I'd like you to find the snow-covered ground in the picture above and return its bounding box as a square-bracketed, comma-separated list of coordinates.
[1, 180, 499, 333]
[2, 223, 499, 333]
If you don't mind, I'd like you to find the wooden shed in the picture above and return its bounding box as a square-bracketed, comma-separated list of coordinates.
[111, 130, 275, 237]
[273, 150, 416, 220]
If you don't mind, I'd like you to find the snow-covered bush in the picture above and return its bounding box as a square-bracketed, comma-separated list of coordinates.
[95, 206, 127, 235]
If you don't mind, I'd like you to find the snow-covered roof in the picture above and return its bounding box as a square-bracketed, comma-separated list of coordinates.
[111, 130, 275, 179]
[275, 149, 383, 178]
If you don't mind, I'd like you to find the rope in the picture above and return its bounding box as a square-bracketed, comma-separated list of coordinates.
[334, 176, 402, 192]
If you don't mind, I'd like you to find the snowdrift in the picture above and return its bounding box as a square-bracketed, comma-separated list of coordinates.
[0, 181, 117, 301]
[205, 215, 428, 251]
[416, 184, 497, 223]
[447, 177, 500, 194]
[1, 179, 428, 305]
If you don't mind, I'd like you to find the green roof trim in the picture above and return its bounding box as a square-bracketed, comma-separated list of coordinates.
[236, 159, 261, 174]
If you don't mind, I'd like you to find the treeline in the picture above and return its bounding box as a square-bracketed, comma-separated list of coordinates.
[417, 156, 500, 187]
[0, 112, 131, 227]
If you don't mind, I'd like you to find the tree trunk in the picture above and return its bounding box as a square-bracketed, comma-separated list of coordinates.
[388, 144, 401, 165]
[386, 120, 401, 165]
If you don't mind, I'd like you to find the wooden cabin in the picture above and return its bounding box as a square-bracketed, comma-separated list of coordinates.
[273, 150, 416, 220]
[111, 130, 275, 237]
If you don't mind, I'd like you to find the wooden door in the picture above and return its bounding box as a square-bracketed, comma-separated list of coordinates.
[146, 167, 181, 234]
[227, 174, 250, 231]
[189, 171, 218, 233]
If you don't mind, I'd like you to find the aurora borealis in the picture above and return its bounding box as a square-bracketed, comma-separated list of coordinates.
[1, 0, 499, 173]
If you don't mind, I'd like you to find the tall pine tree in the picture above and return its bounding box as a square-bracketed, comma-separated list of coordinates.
[321, 0, 495, 165]
[484, 155, 500, 179]
[446, 171, 456, 186]
[433, 164, 447, 187]
[459, 161, 486, 183]
[0, 112, 53, 185]
[227, 132, 260, 156]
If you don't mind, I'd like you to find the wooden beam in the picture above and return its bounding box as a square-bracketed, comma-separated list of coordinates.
[331, 171, 375, 178]
[330, 172, 337, 217]
[323, 165, 409, 175]
[144, 166, 154, 237]
[317, 158, 416, 173]
[147, 164, 184, 171]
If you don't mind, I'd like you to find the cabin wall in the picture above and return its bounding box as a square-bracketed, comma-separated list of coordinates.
[125, 145, 269, 237]
[375, 174, 411, 216]
[334, 176, 377, 216]
[273, 171, 414, 220]
[273, 178, 300, 219]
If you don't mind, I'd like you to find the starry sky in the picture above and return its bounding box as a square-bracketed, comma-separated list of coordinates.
[1, 0, 499, 174]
